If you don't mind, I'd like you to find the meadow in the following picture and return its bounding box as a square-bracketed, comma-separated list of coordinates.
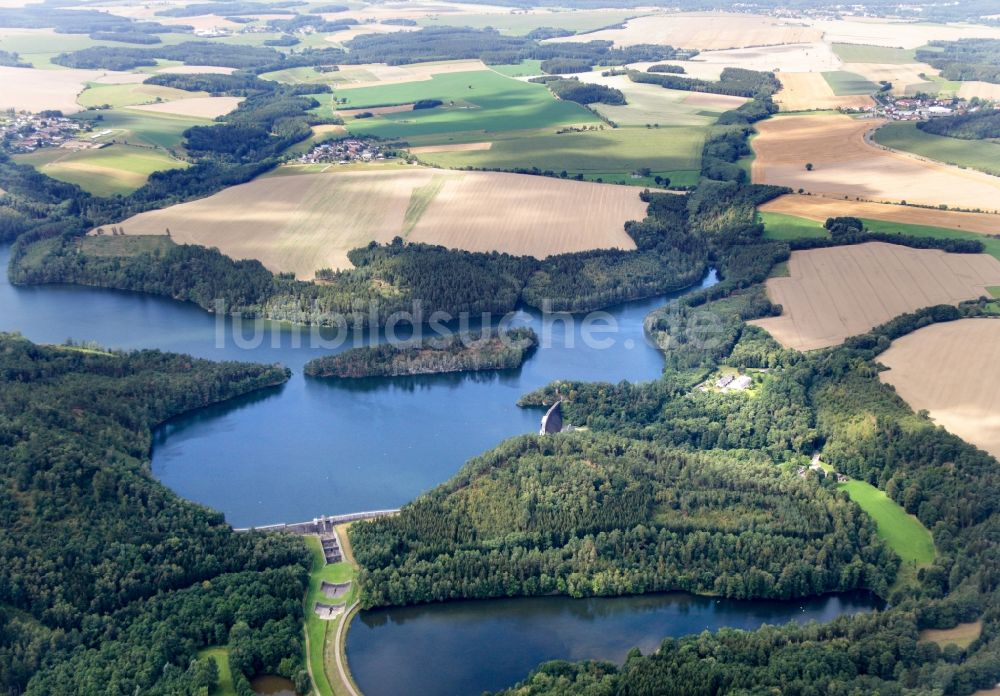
[830, 43, 916, 64]
[838, 480, 935, 566]
[76, 82, 199, 109]
[414, 126, 704, 184]
[820, 71, 878, 96]
[750, 242, 1000, 350]
[335, 70, 596, 140]
[74, 108, 210, 150]
[873, 121, 1000, 177]
[14, 144, 188, 196]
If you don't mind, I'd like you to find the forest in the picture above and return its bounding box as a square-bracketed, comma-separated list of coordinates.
[303, 327, 538, 378]
[917, 39, 1000, 83]
[535, 77, 627, 104]
[918, 109, 1000, 139]
[630, 67, 781, 98]
[350, 434, 897, 607]
[0, 334, 313, 696]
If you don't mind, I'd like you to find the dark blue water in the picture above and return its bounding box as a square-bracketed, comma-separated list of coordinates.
[0, 246, 714, 527]
[347, 591, 884, 696]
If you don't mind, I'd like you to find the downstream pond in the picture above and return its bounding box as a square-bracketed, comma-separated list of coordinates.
[0, 246, 883, 694]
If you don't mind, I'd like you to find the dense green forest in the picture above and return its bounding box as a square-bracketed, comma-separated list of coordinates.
[917, 39, 1000, 83]
[630, 67, 781, 98]
[533, 76, 627, 104]
[919, 109, 1000, 139]
[304, 327, 537, 377]
[351, 433, 896, 607]
[0, 334, 313, 695]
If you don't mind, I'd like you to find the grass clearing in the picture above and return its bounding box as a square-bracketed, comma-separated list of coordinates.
[821, 71, 879, 96]
[74, 109, 211, 151]
[80, 234, 174, 256]
[759, 211, 828, 240]
[873, 121, 1000, 177]
[831, 43, 916, 63]
[920, 621, 982, 649]
[751, 242, 1000, 350]
[839, 480, 935, 565]
[13, 144, 187, 196]
[197, 647, 236, 696]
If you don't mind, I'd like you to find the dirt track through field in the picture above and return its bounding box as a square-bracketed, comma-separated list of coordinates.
[102, 168, 643, 278]
[752, 114, 1000, 211]
[760, 195, 1000, 235]
[878, 319, 1000, 460]
[750, 242, 1000, 350]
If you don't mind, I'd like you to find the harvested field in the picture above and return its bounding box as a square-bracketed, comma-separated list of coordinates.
[810, 17, 1000, 49]
[547, 13, 821, 49]
[759, 195, 1000, 236]
[774, 72, 874, 111]
[685, 42, 842, 73]
[409, 141, 492, 153]
[156, 65, 236, 75]
[749, 243, 1000, 351]
[130, 96, 243, 119]
[101, 168, 643, 278]
[956, 81, 1000, 101]
[878, 319, 1000, 460]
[751, 114, 1000, 211]
[0, 66, 103, 113]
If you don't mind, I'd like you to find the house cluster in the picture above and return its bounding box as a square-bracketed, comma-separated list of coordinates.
[1, 112, 84, 153]
[878, 96, 995, 121]
[797, 454, 850, 482]
[297, 138, 387, 164]
[715, 373, 752, 392]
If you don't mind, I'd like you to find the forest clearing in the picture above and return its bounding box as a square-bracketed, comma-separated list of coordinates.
[750, 243, 1000, 350]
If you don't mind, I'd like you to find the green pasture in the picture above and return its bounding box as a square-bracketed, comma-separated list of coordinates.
[760, 210, 1000, 260]
[76, 82, 203, 109]
[831, 43, 916, 64]
[197, 647, 236, 696]
[414, 124, 703, 180]
[262, 65, 380, 86]
[418, 9, 638, 35]
[14, 144, 187, 196]
[489, 60, 544, 77]
[339, 70, 598, 140]
[904, 73, 963, 97]
[74, 108, 209, 150]
[873, 121, 1000, 177]
[821, 71, 879, 96]
[759, 211, 828, 240]
[840, 480, 935, 565]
